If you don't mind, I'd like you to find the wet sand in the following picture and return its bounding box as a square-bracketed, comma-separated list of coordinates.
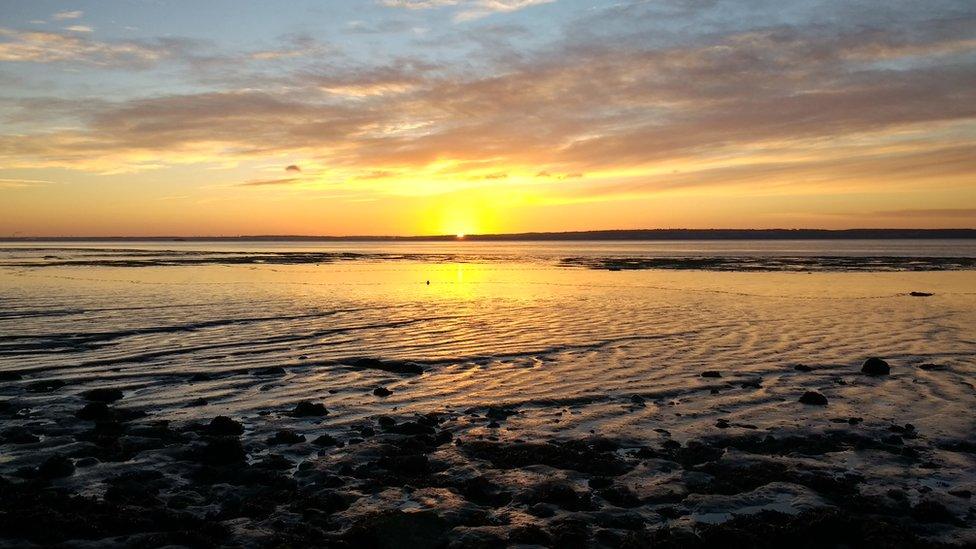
[1, 244, 974, 547]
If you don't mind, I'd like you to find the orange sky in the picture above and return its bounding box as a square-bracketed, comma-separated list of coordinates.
[1, 1, 974, 236]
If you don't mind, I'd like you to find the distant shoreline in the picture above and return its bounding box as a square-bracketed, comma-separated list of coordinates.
[2, 229, 975, 242]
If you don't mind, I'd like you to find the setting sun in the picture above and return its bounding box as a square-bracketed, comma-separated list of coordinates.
[1, 1, 973, 237]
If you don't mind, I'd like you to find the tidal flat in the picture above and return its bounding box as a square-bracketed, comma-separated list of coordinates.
[1, 241, 974, 547]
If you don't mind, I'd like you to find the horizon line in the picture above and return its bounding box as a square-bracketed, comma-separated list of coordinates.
[3, 228, 976, 242]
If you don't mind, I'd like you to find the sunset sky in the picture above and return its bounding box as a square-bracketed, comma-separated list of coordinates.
[1, 0, 974, 236]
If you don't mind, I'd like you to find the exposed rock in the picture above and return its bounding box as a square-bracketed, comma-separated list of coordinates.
[509, 524, 552, 545]
[251, 366, 286, 376]
[447, 528, 506, 548]
[550, 517, 591, 547]
[268, 430, 306, 445]
[700, 371, 722, 378]
[861, 357, 890, 376]
[37, 455, 75, 479]
[313, 434, 339, 447]
[289, 401, 329, 417]
[462, 438, 632, 475]
[82, 388, 124, 403]
[600, 484, 642, 508]
[373, 387, 393, 397]
[794, 364, 813, 372]
[205, 416, 244, 437]
[911, 500, 960, 524]
[456, 476, 512, 507]
[799, 391, 828, 406]
[255, 453, 293, 470]
[2, 427, 40, 444]
[909, 291, 933, 297]
[192, 437, 246, 465]
[75, 403, 145, 422]
[26, 380, 66, 393]
[485, 407, 517, 421]
[347, 358, 424, 376]
[344, 510, 450, 548]
[519, 480, 592, 511]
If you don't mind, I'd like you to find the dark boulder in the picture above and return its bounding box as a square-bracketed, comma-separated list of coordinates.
[75, 403, 145, 422]
[550, 517, 591, 547]
[373, 387, 393, 397]
[26, 380, 66, 393]
[2, 427, 40, 444]
[799, 391, 828, 406]
[344, 510, 450, 548]
[600, 484, 642, 508]
[268, 430, 306, 445]
[251, 366, 286, 376]
[289, 401, 329, 417]
[509, 525, 552, 545]
[194, 437, 247, 465]
[37, 455, 75, 479]
[519, 481, 592, 511]
[911, 500, 960, 525]
[206, 416, 244, 437]
[81, 388, 124, 403]
[861, 357, 890, 376]
[486, 407, 517, 421]
[255, 453, 293, 470]
[347, 358, 424, 376]
[700, 371, 722, 378]
[313, 434, 339, 447]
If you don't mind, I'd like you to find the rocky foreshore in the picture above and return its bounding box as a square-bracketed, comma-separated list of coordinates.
[1, 358, 974, 547]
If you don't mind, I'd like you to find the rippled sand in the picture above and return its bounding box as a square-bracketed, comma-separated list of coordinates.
[1, 246, 975, 546]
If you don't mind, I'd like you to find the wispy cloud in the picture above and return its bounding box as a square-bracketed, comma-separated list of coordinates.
[0, 177, 53, 188]
[237, 177, 301, 187]
[52, 10, 83, 20]
[0, 28, 171, 66]
[381, 0, 554, 21]
[0, 1, 973, 209]
[876, 209, 976, 218]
